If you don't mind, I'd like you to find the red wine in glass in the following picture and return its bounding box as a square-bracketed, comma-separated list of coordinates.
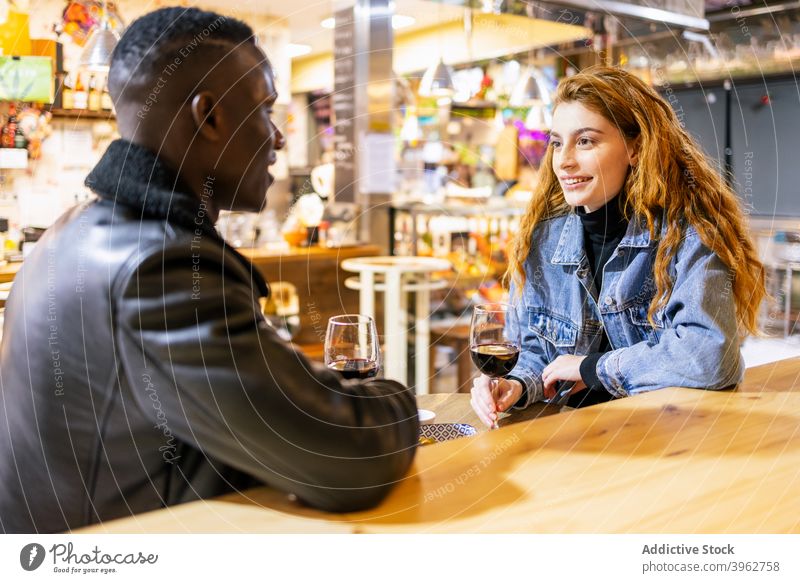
[328, 358, 379, 380]
[325, 315, 381, 381]
[470, 303, 521, 429]
[470, 343, 520, 377]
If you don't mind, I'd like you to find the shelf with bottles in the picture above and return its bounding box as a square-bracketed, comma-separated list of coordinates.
[390, 202, 520, 272]
[47, 107, 114, 120]
[0, 96, 114, 168]
[53, 70, 114, 117]
[0, 101, 53, 165]
[398, 66, 554, 211]
[599, 4, 800, 88]
[390, 202, 521, 316]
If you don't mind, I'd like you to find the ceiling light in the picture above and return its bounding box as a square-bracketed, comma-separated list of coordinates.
[419, 60, 455, 97]
[79, 21, 121, 72]
[524, 103, 552, 131]
[79, 0, 121, 72]
[510, 67, 551, 107]
[321, 14, 415, 30]
[391, 15, 415, 29]
[287, 43, 312, 58]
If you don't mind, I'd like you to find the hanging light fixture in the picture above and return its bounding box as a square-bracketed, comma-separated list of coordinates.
[79, 3, 121, 72]
[524, 103, 551, 131]
[509, 66, 549, 107]
[418, 59, 454, 97]
[509, 58, 552, 130]
[418, 1, 454, 99]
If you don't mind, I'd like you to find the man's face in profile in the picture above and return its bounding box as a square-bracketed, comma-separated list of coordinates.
[215, 44, 283, 212]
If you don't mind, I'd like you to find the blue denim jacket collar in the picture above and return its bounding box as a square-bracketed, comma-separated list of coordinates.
[550, 212, 658, 266]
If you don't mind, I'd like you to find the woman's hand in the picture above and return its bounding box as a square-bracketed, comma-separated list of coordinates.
[542, 355, 587, 400]
[470, 375, 523, 428]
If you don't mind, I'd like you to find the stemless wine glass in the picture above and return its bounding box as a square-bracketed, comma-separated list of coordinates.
[325, 314, 381, 380]
[470, 303, 521, 429]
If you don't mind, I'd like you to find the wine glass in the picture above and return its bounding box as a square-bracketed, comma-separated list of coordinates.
[325, 314, 381, 380]
[470, 303, 521, 429]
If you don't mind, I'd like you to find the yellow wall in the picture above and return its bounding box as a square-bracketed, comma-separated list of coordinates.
[292, 53, 334, 94]
[0, 10, 32, 56]
[292, 13, 589, 93]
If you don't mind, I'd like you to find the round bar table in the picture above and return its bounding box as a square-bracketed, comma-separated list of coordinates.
[340, 256, 451, 394]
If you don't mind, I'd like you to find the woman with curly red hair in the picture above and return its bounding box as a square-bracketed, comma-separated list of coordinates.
[471, 66, 765, 427]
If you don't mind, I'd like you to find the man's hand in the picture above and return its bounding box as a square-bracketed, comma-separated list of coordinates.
[542, 355, 588, 400]
[470, 375, 523, 428]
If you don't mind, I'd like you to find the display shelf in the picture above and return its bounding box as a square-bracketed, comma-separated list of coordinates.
[390, 199, 526, 218]
[48, 108, 115, 120]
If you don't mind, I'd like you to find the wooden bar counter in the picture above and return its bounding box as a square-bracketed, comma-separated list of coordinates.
[77, 357, 800, 534]
[0, 261, 21, 285]
[237, 245, 380, 346]
[0, 244, 380, 349]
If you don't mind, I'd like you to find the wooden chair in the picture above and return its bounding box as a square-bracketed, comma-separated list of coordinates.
[429, 323, 476, 393]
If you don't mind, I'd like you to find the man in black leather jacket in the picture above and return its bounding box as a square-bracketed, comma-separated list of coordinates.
[0, 8, 418, 533]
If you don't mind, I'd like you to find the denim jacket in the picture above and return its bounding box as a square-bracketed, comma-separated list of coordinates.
[510, 212, 744, 408]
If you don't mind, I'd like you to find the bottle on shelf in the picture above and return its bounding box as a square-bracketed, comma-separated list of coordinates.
[317, 220, 329, 247]
[88, 75, 101, 111]
[101, 77, 113, 112]
[5, 221, 20, 259]
[53, 71, 65, 109]
[61, 72, 74, 110]
[2, 103, 18, 148]
[73, 73, 88, 110]
[13, 123, 27, 150]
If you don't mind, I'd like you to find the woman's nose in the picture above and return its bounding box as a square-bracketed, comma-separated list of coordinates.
[558, 146, 576, 169]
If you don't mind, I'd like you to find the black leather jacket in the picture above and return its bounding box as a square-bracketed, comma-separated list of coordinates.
[0, 140, 418, 533]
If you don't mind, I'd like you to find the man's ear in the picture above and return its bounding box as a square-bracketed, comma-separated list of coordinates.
[190, 91, 223, 141]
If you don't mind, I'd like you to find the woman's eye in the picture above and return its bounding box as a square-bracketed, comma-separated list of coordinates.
[549, 140, 561, 149]
[578, 137, 594, 146]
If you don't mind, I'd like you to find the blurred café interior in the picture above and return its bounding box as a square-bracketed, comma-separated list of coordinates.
[0, 0, 799, 394]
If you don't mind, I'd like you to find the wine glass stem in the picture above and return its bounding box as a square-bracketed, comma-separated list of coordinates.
[490, 377, 500, 430]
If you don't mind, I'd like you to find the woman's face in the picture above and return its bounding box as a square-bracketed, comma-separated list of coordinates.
[550, 101, 637, 212]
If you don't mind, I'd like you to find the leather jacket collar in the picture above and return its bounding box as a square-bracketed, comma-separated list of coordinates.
[85, 138, 269, 298]
[85, 139, 221, 241]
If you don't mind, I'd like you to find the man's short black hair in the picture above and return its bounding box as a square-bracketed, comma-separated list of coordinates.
[109, 7, 257, 100]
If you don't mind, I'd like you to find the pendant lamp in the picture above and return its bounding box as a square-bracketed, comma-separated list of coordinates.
[510, 66, 548, 107]
[79, 3, 121, 72]
[419, 59, 454, 97]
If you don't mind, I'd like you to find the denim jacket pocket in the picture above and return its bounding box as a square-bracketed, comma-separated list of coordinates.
[625, 302, 666, 344]
[528, 308, 579, 359]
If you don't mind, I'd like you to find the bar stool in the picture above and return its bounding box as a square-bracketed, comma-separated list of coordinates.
[340, 256, 451, 394]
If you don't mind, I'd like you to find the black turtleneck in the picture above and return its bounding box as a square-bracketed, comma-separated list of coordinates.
[570, 194, 629, 408]
[577, 194, 629, 293]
